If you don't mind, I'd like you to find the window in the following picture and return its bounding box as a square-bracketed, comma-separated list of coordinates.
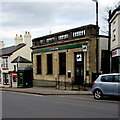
[101, 75, 113, 82]
[47, 54, 53, 74]
[59, 53, 66, 75]
[58, 34, 68, 40]
[46, 37, 55, 43]
[114, 75, 120, 82]
[36, 55, 42, 74]
[0, 70, 1, 83]
[3, 73, 9, 85]
[101, 50, 109, 73]
[112, 21, 116, 41]
[73, 30, 85, 37]
[3, 57, 8, 68]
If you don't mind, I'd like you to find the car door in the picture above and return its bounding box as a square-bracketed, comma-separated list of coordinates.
[114, 75, 120, 96]
[100, 75, 114, 95]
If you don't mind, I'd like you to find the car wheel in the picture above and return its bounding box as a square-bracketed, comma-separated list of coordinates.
[94, 89, 103, 100]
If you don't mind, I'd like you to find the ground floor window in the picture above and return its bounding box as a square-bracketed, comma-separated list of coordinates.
[47, 54, 53, 74]
[3, 73, 9, 85]
[101, 50, 110, 73]
[0, 71, 1, 83]
[59, 52, 66, 75]
[112, 57, 120, 73]
[36, 55, 42, 74]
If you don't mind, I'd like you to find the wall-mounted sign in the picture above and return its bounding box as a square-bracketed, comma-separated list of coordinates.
[112, 49, 120, 57]
[77, 54, 82, 61]
[82, 45, 87, 52]
[50, 47, 59, 51]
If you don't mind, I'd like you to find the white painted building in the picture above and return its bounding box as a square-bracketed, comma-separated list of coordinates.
[109, 5, 120, 73]
[0, 31, 32, 87]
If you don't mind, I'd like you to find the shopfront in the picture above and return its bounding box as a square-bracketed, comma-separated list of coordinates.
[112, 49, 120, 73]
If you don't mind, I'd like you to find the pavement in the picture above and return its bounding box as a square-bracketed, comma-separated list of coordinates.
[0, 86, 92, 95]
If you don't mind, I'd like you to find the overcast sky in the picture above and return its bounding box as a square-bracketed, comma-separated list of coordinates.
[0, 0, 119, 47]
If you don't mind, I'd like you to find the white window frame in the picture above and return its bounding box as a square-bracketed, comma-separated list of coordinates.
[3, 57, 8, 68]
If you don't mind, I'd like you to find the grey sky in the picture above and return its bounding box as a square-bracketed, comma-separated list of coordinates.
[0, 0, 119, 47]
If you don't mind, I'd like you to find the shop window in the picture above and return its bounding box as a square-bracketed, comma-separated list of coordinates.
[47, 54, 53, 74]
[3, 73, 9, 85]
[36, 55, 42, 74]
[59, 53, 66, 75]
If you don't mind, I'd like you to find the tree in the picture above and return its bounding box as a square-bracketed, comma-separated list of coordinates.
[101, 0, 120, 35]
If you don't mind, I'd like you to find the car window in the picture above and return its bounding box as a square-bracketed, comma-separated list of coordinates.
[114, 75, 120, 82]
[101, 75, 113, 82]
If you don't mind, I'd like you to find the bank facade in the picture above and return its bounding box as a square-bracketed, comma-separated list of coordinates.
[31, 24, 109, 87]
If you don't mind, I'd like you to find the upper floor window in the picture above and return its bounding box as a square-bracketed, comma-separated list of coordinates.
[46, 37, 55, 43]
[112, 21, 116, 31]
[112, 21, 116, 41]
[58, 34, 68, 40]
[73, 30, 85, 37]
[3, 57, 8, 69]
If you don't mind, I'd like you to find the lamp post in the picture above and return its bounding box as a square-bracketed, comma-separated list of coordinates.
[92, 0, 98, 26]
[92, 0, 99, 75]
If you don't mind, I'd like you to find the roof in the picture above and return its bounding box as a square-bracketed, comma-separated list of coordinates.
[0, 43, 26, 57]
[11, 56, 32, 63]
[32, 24, 97, 41]
[109, 5, 120, 21]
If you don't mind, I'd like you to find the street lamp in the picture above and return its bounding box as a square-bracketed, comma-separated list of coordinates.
[92, 0, 99, 75]
[92, 0, 98, 26]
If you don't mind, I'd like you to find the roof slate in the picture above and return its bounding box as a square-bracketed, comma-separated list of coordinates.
[0, 43, 26, 56]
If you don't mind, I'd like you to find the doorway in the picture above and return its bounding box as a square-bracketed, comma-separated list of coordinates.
[74, 52, 84, 85]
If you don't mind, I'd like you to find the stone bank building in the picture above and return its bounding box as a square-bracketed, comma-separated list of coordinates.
[31, 24, 109, 87]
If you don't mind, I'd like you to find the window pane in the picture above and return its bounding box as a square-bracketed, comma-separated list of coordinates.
[36, 55, 42, 74]
[3, 58, 8, 68]
[59, 53, 66, 75]
[115, 75, 120, 82]
[47, 54, 53, 74]
[101, 75, 113, 82]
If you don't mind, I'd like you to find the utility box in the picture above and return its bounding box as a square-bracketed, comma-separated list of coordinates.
[17, 68, 33, 88]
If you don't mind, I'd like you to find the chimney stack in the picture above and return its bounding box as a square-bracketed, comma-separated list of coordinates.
[24, 31, 31, 47]
[0, 41, 5, 49]
[15, 34, 23, 45]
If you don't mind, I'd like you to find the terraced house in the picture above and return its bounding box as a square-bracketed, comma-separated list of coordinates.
[31, 24, 109, 88]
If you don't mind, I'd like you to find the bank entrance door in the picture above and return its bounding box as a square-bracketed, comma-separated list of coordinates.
[74, 52, 84, 85]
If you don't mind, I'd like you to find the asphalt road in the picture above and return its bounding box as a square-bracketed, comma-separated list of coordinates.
[1, 91, 119, 118]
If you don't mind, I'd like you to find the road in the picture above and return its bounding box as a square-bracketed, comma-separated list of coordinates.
[1, 91, 119, 118]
